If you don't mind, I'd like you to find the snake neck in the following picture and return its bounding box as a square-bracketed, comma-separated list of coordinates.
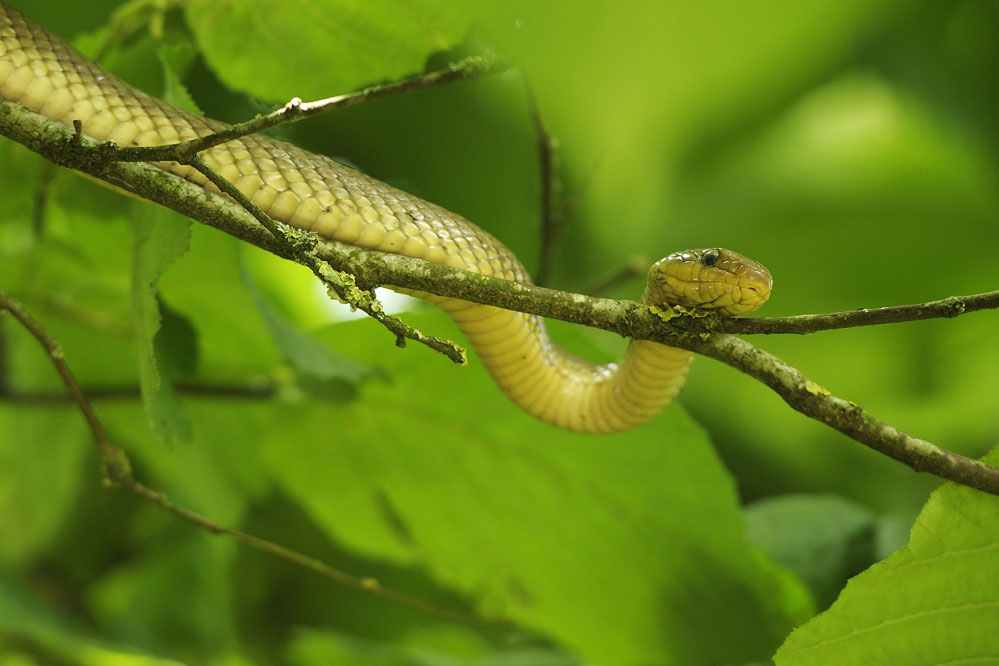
[426, 294, 693, 434]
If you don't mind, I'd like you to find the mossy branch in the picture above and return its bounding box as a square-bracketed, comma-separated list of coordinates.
[1, 97, 997, 495]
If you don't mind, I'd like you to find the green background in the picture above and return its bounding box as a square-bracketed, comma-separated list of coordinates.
[0, 0, 996, 664]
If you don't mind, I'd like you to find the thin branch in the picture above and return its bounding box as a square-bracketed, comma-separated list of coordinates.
[0, 289, 497, 625]
[105, 53, 508, 165]
[684, 333, 999, 495]
[124, 480, 490, 624]
[67, 107, 469, 363]
[65, 113, 468, 363]
[526, 85, 562, 286]
[717, 292, 999, 335]
[0, 290, 128, 482]
[0, 381, 278, 403]
[186, 154, 466, 364]
[2, 98, 998, 493]
[525, 86, 603, 286]
[2, 97, 993, 341]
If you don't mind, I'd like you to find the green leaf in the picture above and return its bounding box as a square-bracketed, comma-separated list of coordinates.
[130, 204, 193, 444]
[774, 448, 999, 665]
[745, 494, 876, 608]
[185, 0, 477, 102]
[262, 311, 811, 665]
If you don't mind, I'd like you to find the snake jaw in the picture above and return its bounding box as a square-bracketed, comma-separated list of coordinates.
[647, 248, 772, 317]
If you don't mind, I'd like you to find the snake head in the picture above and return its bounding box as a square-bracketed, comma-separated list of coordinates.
[647, 248, 772, 317]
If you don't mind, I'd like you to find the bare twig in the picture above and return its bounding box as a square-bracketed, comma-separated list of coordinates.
[526, 86, 602, 285]
[717, 292, 999, 335]
[526, 85, 562, 285]
[104, 53, 507, 165]
[0, 380, 277, 403]
[186, 154, 466, 364]
[124, 480, 489, 624]
[0, 288, 496, 625]
[0, 290, 128, 482]
[2, 97, 997, 493]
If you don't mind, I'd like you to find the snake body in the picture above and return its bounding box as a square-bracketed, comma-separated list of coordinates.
[0, 3, 772, 433]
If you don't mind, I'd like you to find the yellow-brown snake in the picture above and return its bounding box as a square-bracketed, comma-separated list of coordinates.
[0, 3, 772, 433]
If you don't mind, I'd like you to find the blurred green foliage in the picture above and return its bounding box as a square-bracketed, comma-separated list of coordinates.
[1, 0, 996, 664]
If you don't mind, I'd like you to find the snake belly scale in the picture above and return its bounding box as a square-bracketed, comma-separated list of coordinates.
[0, 3, 772, 434]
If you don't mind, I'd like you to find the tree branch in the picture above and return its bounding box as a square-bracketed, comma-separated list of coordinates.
[1, 97, 997, 494]
[0, 288, 496, 626]
[526, 84, 600, 286]
[526, 85, 562, 286]
[103, 53, 508, 165]
[716, 292, 999, 334]
[184, 152, 467, 364]
[684, 333, 999, 493]
[0, 290, 129, 481]
[0, 381, 278, 403]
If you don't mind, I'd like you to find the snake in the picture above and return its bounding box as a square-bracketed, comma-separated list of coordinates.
[0, 2, 772, 434]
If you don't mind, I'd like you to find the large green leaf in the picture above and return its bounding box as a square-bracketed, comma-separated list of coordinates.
[261, 311, 811, 665]
[185, 0, 477, 102]
[774, 448, 999, 665]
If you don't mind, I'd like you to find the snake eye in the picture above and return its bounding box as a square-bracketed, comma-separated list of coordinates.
[701, 249, 720, 267]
